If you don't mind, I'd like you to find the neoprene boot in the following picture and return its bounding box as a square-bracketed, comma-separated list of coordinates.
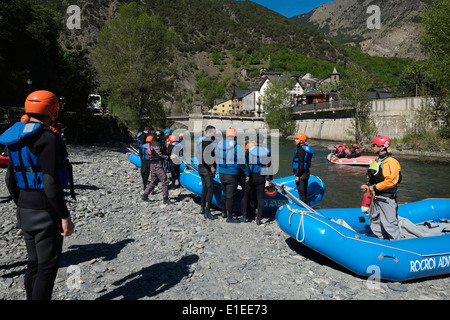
[163, 197, 173, 205]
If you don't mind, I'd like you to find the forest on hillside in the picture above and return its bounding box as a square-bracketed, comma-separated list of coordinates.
[1, 0, 446, 131]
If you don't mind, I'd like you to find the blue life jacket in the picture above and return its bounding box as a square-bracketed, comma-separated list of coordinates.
[141, 143, 152, 160]
[248, 145, 270, 174]
[217, 139, 240, 170]
[0, 122, 72, 192]
[292, 145, 315, 170]
[137, 132, 143, 148]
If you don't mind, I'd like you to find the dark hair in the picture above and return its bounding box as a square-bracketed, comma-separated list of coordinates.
[205, 125, 216, 133]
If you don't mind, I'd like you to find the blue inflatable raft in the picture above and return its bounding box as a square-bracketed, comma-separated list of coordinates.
[180, 162, 325, 214]
[276, 198, 450, 282]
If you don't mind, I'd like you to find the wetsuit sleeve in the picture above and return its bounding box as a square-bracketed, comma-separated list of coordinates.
[237, 145, 250, 177]
[5, 160, 19, 204]
[37, 133, 70, 219]
[375, 158, 401, 192]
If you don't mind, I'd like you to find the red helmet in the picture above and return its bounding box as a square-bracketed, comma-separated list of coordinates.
[25, 90, 59, 121]
[372, 136, 390, 150]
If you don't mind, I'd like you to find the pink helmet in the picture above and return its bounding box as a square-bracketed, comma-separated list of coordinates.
[372, 136, 390, 150]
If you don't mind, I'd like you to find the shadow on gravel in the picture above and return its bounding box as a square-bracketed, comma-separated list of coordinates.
[285, 237, 354, 276]
[0, 260, 27, 278]
[60, 239, 135, 267]
[96, 254, 199, 300]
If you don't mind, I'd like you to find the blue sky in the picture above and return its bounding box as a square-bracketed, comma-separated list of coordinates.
[248, 0, 336, 18]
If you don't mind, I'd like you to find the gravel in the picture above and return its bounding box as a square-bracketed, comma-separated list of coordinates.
[0, 144, 449, 301]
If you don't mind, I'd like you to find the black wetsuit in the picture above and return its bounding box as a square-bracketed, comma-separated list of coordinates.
[198, 138, 216, 214]
[5, 125, 71, 300]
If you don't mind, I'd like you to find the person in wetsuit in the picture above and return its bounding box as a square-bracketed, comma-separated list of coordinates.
[241, 133, 273, 225]
[292, 133, 315, 205]
[0, 90, 75, 300]
[196, 125, 217, 220]
[216, 128, 250, 223]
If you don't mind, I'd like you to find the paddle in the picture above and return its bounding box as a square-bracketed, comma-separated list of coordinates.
[126, 145, 139, 154]
[271, 180, 321, 215]
[181, 158, 199, 173]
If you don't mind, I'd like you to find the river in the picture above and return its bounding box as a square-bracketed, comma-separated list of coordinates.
[273, 138, 450, 209]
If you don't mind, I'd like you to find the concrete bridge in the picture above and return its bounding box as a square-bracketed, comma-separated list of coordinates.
[165, 96, 424, 141]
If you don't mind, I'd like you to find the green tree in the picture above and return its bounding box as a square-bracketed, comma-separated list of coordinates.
[339, 65, 377, 149]
[397, 62, 436, 96]
[420, 0, 450, 88]
[262, 78, 296, 136]
[92, 2, 177, 126]
[418, 0, 450, 131]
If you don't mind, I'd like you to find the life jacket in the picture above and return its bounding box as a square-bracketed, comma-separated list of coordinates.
[248, 145, 270, 174]
[137, 132, 143, 147]
[367, 156, 402, 193]
[292, 145, 315, 170]
[141, 143, 152, 160]
[0, 122, 75, 198]
[354, 147, 361, 154]
[217, 139, 240, 170]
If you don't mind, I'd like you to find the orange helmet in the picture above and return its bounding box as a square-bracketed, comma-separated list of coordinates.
[169, 135, 177, 142]
[295, 133, 307, 143]
[226, 128, 237, 137]
[146, 136, 153, 143]
[20, 114, 30, 123]
[25, 90, 60, 121]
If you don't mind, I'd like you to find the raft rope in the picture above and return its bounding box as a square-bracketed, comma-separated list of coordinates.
[286, 205, 308, 243]
[285, 205, 450, 259]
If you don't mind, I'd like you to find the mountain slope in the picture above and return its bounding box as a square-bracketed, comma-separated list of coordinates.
[41, 0, 411, 113]
[291, 0, 432, 60]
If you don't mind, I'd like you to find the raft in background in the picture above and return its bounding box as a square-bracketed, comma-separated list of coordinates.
[276, 198, 450, 282]
[127, 152, 141, 168]
[180, 162, 325, 214]
[0, 155, 9, 166]
[327, 153, 377, 166]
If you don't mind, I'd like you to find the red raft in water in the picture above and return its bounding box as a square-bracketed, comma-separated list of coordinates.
[327, 153, 377, 166]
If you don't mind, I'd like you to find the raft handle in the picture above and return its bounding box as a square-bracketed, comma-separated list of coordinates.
[378, 253, 399, 263]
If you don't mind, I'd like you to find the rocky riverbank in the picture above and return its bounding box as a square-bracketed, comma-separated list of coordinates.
[0, 144, 449, 301]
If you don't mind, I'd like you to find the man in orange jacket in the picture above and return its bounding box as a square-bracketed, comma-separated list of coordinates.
[361, 136, 402, 240]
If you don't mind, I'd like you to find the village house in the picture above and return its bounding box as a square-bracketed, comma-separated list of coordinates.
[209, 67, 342, 117]
[232, 88, 254, 115]
[211, 98, 233, 115]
